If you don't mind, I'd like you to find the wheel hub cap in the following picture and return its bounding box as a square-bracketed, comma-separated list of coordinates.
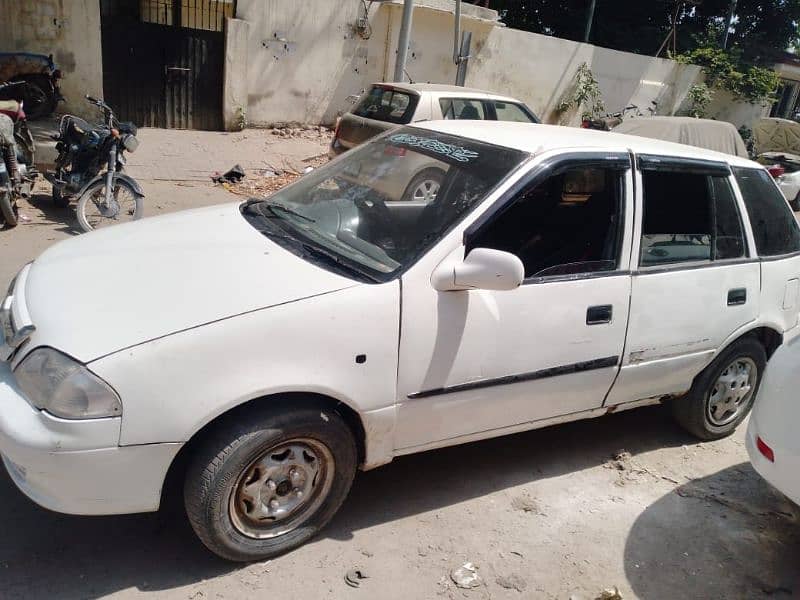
[412, 179, 440, 203]
[229, 438, 334, 539]
[706, 357, 756, 426]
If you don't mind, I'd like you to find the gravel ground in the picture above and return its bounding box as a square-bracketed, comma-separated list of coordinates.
[0, 128, 798, 600]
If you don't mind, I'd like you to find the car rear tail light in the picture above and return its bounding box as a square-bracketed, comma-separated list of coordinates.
[581, 119, 591, 129]
[756, 436, 775, 463]
[384, 145, 407, 156]
[767, 164, 786, 179]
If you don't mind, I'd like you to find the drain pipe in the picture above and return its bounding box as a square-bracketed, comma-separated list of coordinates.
[393, 0, 415, 82]
[453, 0, 461, 64]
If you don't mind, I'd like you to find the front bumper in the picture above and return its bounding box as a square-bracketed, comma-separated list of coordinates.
[0, 360, 181, 515]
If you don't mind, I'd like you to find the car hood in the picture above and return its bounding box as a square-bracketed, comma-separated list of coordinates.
[22, 203, 358, 362]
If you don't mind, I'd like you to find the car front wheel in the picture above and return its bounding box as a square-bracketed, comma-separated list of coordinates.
[672, 337, 766, 440]
[184, 404, 357, 562]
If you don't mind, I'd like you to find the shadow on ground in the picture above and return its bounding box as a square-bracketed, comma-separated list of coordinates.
[23, 191, 82, 234]
[1, 406, 794, 598]
[624, 462, 800, 599]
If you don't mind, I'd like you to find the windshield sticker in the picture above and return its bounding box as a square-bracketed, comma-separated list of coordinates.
[388, 133, 479, 163]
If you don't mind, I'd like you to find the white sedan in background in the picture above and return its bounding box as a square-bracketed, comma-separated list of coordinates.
[747, 340, 800, 506]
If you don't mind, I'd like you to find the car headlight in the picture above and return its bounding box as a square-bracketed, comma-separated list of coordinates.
[14, 348, 122, 419]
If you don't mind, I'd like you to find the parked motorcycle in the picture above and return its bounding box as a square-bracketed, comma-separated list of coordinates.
[46, 95, 143, 232]
[0, 81, 37, 228]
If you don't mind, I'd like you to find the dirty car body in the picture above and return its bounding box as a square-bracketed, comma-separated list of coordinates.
[1, 122, 799, 561]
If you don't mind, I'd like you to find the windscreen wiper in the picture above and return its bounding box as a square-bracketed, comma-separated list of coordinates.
[298, 242, 379, 283]
[242, 200, 316, 223]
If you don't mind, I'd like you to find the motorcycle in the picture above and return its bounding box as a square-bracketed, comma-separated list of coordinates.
[46, 95, 143, 232]
[0, 81, 37, 228]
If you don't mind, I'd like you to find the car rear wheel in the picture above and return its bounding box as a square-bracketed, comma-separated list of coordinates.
[13, 75, 57, 120]
[672, 337, 766, 440]
[402, 168, 445, 203]
[184, 405, 357, 562]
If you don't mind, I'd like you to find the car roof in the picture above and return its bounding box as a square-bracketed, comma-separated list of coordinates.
[411, 120, 761, 168]
[375, 82, 520, 102]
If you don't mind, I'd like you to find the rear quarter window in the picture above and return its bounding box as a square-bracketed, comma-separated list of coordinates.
[733, 167, 800, 256]
[492, 101, 538, 123]
[352, 86, 418, 124]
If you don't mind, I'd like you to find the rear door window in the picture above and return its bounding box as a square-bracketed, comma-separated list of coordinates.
[353, 86, 418, 124]
[733, 167, 800, 256]
[492, 101, 538, 123]
[640, 170, 746, 266]
[439, 98, 487, 120]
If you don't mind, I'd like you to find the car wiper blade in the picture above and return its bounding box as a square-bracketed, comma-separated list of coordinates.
[263, 201, 316, 223]
[242, 200, 316, 223]
[299, 242, 379, 282]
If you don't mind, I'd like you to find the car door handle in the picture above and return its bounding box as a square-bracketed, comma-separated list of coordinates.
[586, 304, 613, 325]
[728, 288, 747, 306]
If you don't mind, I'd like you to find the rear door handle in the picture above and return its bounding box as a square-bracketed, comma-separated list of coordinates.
[587, 304, 613, 325]
[727, 288, 747, 306]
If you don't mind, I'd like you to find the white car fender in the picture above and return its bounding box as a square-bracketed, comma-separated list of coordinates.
[89, 282, 401, 468]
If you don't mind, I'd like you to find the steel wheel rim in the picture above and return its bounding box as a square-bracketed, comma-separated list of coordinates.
[706, 356, 757, 427]
[411, 179, 440, 203]
[84, 184, 137, 229]
[229, 437, 335, 539]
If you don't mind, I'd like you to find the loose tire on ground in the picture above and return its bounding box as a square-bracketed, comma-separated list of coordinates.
[672, 336, 766, 440]
[183, 405, 357, 562]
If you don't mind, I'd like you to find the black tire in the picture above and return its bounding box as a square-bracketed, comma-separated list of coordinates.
[0, 190, 18, 227]
[184, 404, 357, 562]
[13, 75, 57, 120]
[672, 337, 766, 440]
[76, 178, 143, 232]
[401, 168, 445, 202]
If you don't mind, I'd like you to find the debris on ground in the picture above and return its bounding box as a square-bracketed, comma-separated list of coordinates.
[344, 568, 369, 588]
[596, 586, 623, 600]
[495, 573, 527, 592]
[450, 562, 482, 589]
[222, 155, 329, 198]
[211, 164, 245, 184]
[269, 124, 332, 140]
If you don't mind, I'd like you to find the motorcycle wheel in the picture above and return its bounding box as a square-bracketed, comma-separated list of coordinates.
[0, 190, 18, 227]
[76, 179, 143, 233]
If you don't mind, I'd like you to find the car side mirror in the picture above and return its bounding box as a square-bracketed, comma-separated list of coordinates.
[432, 248, 525, 292]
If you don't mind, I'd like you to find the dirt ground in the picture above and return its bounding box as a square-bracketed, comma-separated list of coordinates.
[1, 128, 799, 600]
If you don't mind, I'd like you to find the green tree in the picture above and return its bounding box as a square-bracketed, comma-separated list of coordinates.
[490, 0, 800, 63]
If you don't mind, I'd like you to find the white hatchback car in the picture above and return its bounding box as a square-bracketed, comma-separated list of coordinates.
[2, 122, 800, 562]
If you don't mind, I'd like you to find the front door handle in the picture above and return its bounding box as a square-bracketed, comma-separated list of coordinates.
[727, 288, 747, 306]
[587, 304, 613, 325]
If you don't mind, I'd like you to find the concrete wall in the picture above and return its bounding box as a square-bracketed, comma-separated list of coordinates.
[704, 89, 769, 128]
[223, 18, 250, 131]
[0, 0, 103, 118]
[235, 0, 711, 128]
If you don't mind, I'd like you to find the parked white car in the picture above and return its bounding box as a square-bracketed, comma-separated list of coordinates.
[747, 340, 800, 506]
[2, 122, 800, 562]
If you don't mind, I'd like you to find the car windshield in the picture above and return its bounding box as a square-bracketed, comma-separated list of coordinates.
[242, 128, 527, 282]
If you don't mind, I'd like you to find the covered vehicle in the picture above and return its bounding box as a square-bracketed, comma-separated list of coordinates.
[613, 116, 749, 158]
[0, 52, 63, 120]
[752, 118, 800, 210]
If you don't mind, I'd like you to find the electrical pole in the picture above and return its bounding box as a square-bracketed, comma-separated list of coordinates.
[393, 0, 415, 82]
[722, 0, 737, 49]
[584, 0, 597, 42]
